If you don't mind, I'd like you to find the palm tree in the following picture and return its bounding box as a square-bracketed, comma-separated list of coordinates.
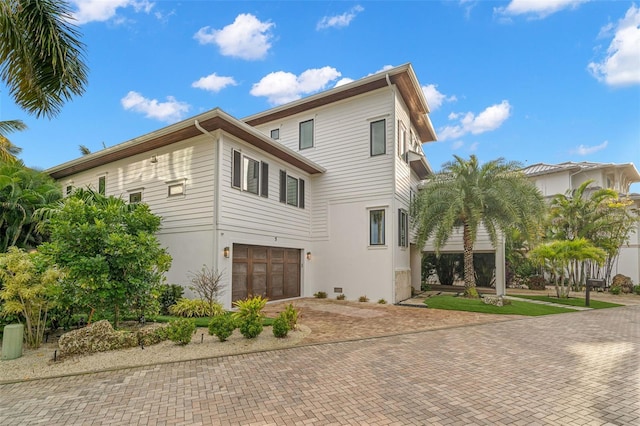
[0, 119, 27, 162]
[0, 0, 88, 118]
[412, 155, 545, 297]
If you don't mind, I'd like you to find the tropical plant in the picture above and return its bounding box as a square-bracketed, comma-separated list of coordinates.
[412, 155, 545, 298]
[233, 295, 267, 339]
[547, 180, 639, 286]
[0, 0, 88, 118]
[169, 298, 223, 318]
[280, 303, 299, 330]
[158, 284, 184, 315]
[208, 314, 236, 342]
[530, 238, 606, 298]
[0, 247, 61, 348]
[0, 161, 62, 252]
[165, 318, 196, 345]
[272, 314, 289, 338]
[0, 120, 26, 163]
[37, 189, 171, 327]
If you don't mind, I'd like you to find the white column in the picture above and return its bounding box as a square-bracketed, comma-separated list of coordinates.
[495, 235, 506, 297]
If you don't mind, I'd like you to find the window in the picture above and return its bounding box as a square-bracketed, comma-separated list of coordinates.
[129, 192, 142, 203]
[232, 149, 269, 197]
[168, 183, 184, 197]
[98, 176, 106, 195]
[279, 170, 305, 208]
[65, 185, 73, 196]
[370, 119, 386, 156]
[270, 129, 280, 140]
[370, 209, 385, 246]
[398, 122, 407, 160]
[299, 119, 314, 149]
[398, 209, 408, 247]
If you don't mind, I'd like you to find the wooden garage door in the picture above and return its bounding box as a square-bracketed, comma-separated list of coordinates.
[232, 244, 301, 302]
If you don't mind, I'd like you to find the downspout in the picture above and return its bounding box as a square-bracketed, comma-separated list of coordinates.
[195, 119, 223, 276]
[385, 74, 399, 303]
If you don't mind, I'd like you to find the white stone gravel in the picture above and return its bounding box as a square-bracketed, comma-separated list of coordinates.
[0, 325, 310, 383]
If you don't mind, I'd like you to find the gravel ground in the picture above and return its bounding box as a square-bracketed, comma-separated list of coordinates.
[0, 325, 310, 383]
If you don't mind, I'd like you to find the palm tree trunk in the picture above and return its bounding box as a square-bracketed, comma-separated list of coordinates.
[462, 222, 478, 298]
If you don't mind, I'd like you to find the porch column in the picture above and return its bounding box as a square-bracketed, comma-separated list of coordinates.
[495, 236, 506, 297]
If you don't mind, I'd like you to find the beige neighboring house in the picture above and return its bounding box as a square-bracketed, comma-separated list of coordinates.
[46, 63, 438, 308]
[522, 161, 640, 285]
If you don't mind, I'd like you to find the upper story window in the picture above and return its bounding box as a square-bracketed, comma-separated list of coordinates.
[370, 209, 385, 246]
[370, 119, 386, 156]
[299, 119, 314, 150]
[65, 185, 73, 196]
[398, 209, 408, 248]
[270, 129, 280, 140]
[279, 170, 305, 208]
[98, 176, 106, 195]
[232, 149, 268, 198]
[168, 183, 185, 197]
[398, 121, 407, 161]
[129, 192, 142, 204]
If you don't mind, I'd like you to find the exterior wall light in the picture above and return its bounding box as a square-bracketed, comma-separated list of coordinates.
[150, 155, 158, 163]
[223, 246, 230, 258]
[306, 251, 312, 260]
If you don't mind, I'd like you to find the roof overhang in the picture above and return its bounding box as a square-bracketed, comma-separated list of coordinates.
[407, 150, 432, 180]
[243, 63, 438, 143]
[46, 108, 326, 180]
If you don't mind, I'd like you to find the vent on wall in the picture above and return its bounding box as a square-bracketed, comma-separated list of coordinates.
[333, 287, 343, 293]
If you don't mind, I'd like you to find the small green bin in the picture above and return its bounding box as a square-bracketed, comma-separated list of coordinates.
[2, 324, 24, 360]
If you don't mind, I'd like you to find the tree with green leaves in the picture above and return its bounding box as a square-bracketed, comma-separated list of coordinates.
[0, 160, 62, 252]
[37, 189, 172, 327]
[548, 180, 639, 286]
[0, 0, 88, 118]
[0, 120, 26, 163]
[412, 155, 546, 297]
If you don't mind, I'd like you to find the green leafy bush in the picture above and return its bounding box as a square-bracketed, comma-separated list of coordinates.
[336, 294, 346, 300]
[158, 284, 184, 315]
[421, 283, 432, 291]
[272, 314, 289, 338]
[377, 299, 387, 304]
[526, 275, 548, 291]
[166, 318, 196, 345]
[281, 303, 299, 330]
[233, 295, 267, 339]
[208, 314, 236, 342]
[169, 298, 223, 318]
[634, 285, 640, 295]
[610, 285, 621, 295]
[314, 291, 327, 298]
[358, 295, 369, 302]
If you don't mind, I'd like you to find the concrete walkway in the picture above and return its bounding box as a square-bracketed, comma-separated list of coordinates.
[503, 295, 593, 310]
[1, 305, 638, 425]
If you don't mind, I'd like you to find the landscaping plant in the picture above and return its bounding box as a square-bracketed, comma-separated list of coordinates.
[358, 295, 369, 302]
[166, 318, 196, 345]
[169, 298, 223, 318]
[233, 295, 267, 339]
[272, 314, 289, 338]
[188, 265, 224, 316]
[208, 314, 236, 342]
[314, 291, 327, 298]
[281, 303, 299, 330]
[158, 284, 184, 315]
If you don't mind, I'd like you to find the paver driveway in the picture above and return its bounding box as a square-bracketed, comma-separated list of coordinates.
[1, 305, 638, 425]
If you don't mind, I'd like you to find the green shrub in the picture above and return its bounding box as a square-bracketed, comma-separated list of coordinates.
[166, 318, 196, 345]
[169, 298, 223, 318]
[238, 318, 263, 339]
[377, 299, 387, 304]
[158, 284, 184, 315]
[634, 285, 640, 295]
[421, 283, 432, 291]
[610, 285, 622, 295]
[208, 314, 236, 342]
[526, 275, 548, 291]
[336, 294, 346, 300]
[272, 314, 289, 338]
[314, 291, 327, 299]
[358, 295, 369, 302]
[281, 303, 299, 330]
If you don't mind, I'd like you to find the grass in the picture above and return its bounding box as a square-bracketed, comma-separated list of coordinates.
[510, 295, 622, 309]
[424, 295, 576, 316]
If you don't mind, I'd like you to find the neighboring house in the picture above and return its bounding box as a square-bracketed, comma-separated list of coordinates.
[522, 161, 640, 285]
[46, 63, 437, 308]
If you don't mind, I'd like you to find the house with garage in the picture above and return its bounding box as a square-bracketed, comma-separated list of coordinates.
[46, 63, 438, 308]
[522, 161, 640, 285]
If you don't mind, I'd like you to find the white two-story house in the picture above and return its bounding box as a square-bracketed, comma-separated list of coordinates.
[46, 63, 437, 308]
[522, 161, 640, 285]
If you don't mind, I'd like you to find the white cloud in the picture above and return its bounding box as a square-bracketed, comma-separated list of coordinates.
[192, 73, 237, 93]
[250, 67, 341, 105]
[121, 91, 190, 123]
[495, 0, 588, 19]
[335, 78, 354, 87]
[317, 5, 364, 30]
[194, 14, 274, 60]
[571, 140, 608, 155]
[438, 100, 512, 141]
[452, 140, 464, 149]
[421, 84, 457, 111]
[70, 0, 154, 24]
[588, 5, 640, 86]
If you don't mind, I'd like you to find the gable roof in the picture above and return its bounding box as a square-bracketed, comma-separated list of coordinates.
[243, 63, 438, 143]
[47, 108, 326, 179]
[522, 161, 640, 182]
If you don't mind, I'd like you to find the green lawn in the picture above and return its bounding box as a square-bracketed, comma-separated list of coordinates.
[424, 295, 576, 316]
[510, 295, 622, 309]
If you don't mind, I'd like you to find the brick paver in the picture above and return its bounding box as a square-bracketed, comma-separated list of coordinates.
[1, 305, 638, 425]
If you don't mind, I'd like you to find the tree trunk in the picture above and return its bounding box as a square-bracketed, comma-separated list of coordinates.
[462, 222, 478, 298]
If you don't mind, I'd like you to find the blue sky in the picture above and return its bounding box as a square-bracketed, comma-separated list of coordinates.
[3, 0, 640, 191]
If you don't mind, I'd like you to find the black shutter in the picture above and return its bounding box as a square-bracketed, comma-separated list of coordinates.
[279, 170, 287, 203]
[232, 150, 241, 188]
[260, 162, 269, 197]
[299, 179, 305, 209]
